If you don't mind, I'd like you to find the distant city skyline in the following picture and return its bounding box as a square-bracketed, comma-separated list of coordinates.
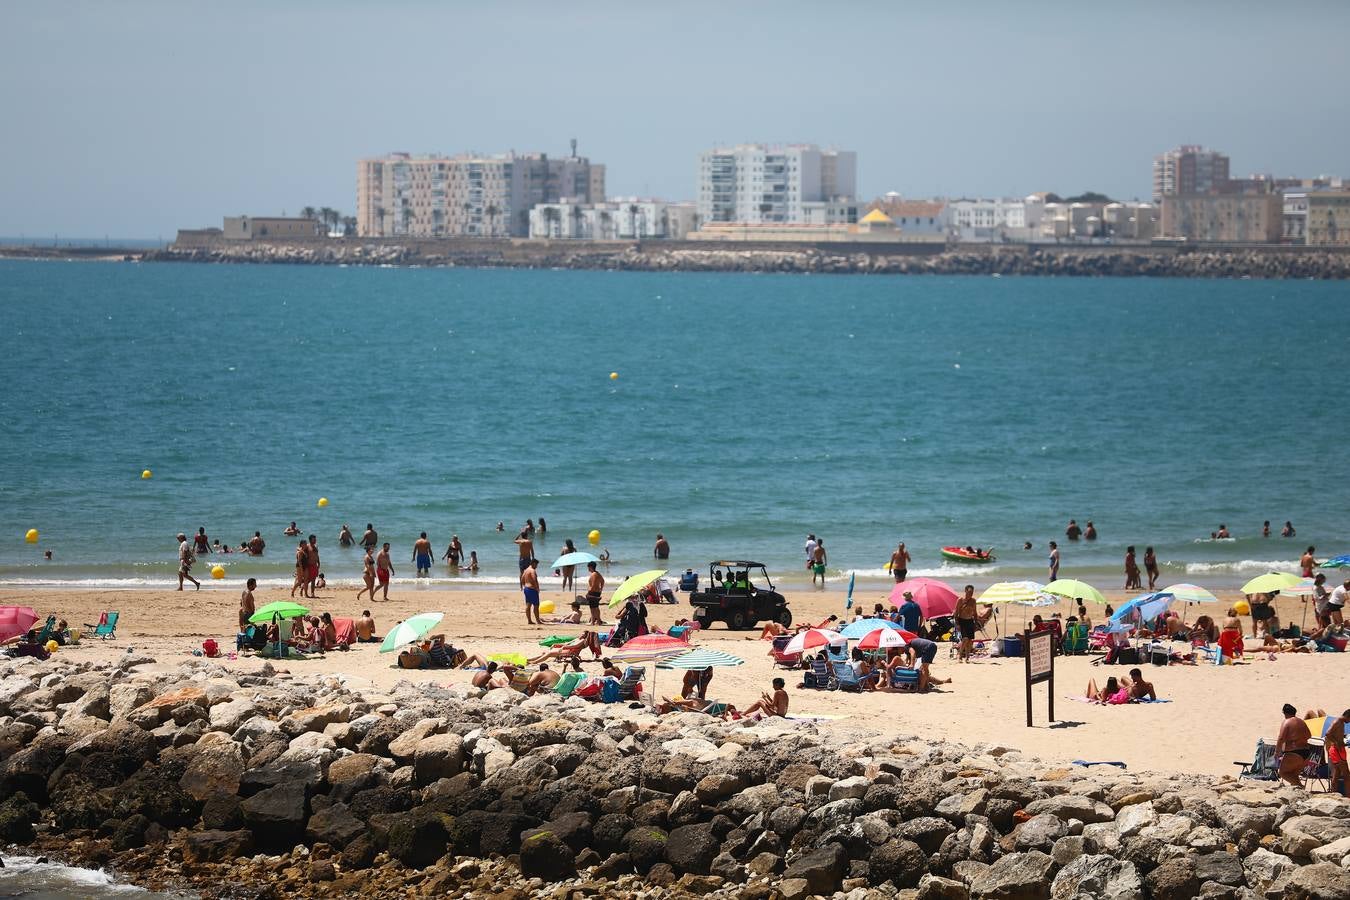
[3, 0, 1348, 237]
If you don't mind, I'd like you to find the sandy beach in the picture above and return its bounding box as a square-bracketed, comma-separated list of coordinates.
[25, 582, 1335, 778]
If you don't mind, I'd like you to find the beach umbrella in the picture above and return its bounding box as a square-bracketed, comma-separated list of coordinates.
[1241, 572, 1301, 595]
[0, 606, 38, 643]
[1277, 579, 1318, 596]
[1111, 592, 1174, 626]
[980, 581, 1045, 604]
[611, 633, 690, 704]
[1319, 555, 1350, 569]
[248, 600, 309, 625]
[608, 569, 667, 609]
[657, 648, 745, 669]
[379, 612, 444, 653]
[1043, 579, 1107, 606]
[858, 627, 912, 651]
[1161, 583, 1218, 605]
[488, 651, 527, 666]
[845, 571, 856, 612]
[783, 628, 848, 656]
[840, 617, 904, 640]
[550, 551, 600, 569]
[1105, 621, 1137, 634]
[538, 635, 576, 647]
[888, 578, 959, 619]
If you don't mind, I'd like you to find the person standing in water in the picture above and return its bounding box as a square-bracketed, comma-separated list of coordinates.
[193, 527, 211, 556]
[306, 535, 320, 599]
[412, 532, 433, 577]
[1124, 546, 1141, 590]
[1301, 546, 1318, 579]
[811, 539, 827, 587]
[514, 529, 535, 573]
[337, 524, 355, 547]
[654, 533, 670, 560]
[1144, 546, 1159, 590]
[360, 524, 379, 553]
[442, 534, 464, 568]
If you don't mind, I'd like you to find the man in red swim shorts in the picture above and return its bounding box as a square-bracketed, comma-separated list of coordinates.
[376, 542, 394, 601]
[1327, 710, 1350, 796]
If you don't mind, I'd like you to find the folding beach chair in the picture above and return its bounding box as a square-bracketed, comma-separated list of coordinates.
[890, 667, 921, 692]
[829, 660, 876, 692]
[618, 665, 645, 701]
[802, 656, 831, 689]
[32, 615, 58, 645]
[553, 670, 586, 698]
[1304, 743, 1332, 792]
[1235, 739, 1278, 780]
[769, 635, 802, 669]
[1062, 623, 1089, 655]
[82, 611, 119, 641]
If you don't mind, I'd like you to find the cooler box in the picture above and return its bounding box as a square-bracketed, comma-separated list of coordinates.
[999, 636, 1023, 657]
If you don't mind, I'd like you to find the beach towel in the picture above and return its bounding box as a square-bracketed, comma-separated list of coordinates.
[332, 618, 356, 647]
[1073, 760, 1128, 769]
[1064, 695, 1172, 705]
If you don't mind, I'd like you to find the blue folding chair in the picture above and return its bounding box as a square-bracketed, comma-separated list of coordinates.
[890, 667, 921, 692]
[829, 660, 876, 692]
[802, 656, 831, 689]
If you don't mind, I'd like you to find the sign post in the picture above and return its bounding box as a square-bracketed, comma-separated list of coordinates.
[1025, 628, 1054, 727]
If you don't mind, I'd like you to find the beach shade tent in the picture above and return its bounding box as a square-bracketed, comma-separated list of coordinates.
[1043, 579, 1108, 606]
[1241, 572, 1302, 595]
[888, 578, 959, 619]
[979, 581, 1045, 635]
[1161, 583, 1218, 605]
[608, 569, 668, 609]
[783, 627, 849, 656]
[840, 617, 905, 640]
[379, 612, 444, 653]
[611, 633, 692, 703]
[248, 601, 310, 625]
[1111, 592, 1175, 627]
[857, 626, 916, 651]
[0, 606, 38, 643]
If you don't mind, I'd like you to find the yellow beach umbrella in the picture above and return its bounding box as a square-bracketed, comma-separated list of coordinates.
[608, 569, 667, 609]
[1241, 572, 1301, 595]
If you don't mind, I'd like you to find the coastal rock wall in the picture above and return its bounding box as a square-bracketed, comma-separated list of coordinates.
[3, 654, 1349, 899]
[145, 239, 1350, 278]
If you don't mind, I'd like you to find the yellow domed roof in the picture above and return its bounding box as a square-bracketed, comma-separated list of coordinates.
[860, 208, 894, 224]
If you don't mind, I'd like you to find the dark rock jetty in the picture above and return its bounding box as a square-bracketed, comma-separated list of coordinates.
[3, 654, 1350, 899]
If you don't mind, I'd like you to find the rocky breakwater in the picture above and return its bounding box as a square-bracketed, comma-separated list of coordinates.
[3, 655, 1350, 900]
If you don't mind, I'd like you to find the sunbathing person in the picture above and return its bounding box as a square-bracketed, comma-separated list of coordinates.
[1260, 634, 1313, 654]
[471, 661, 501, 688]
[1122, 668, 1157, 700]
[741, 677, 789, 720]
[527, 630, 601, 665]
[1084, 676, 1131, 704]
[525, 663, 561, 695]
[599, 657, 623, 679]
[657, 695, 714, 713]
[548, 601, 583, 625]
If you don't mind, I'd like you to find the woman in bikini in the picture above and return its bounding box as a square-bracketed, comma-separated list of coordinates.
[356, 547, 377, 601]
[1084, 676, 1130, 704]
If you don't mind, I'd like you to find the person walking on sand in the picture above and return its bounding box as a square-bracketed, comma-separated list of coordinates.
[306, 535, 320, 599]
[1124, 546, 1141, 591]
[1048, 541, 1060, 582]
[357, 546, 376, 601]
[443, 534, 464, 568]
[1277, 703, 1313, 787]
[1144, 546, 1159, 590]
[375, 542, 394, 600]
[521, 558, 542, 625]
[1301, 546, 1318, 579]
[514, 529, 535, 573]
[955, 584, 978, 662]
[654, 533, 670, 560]
[176, 533, 200, 591]
[338, 524, 356, 547]
[890, 542, 911, 583]
[811, 539, 827, 587]
[584, 561, 606, 625]
[360, 523, 379, 553]
[239, 578, 256, 629]
[412, 532, 434, 577]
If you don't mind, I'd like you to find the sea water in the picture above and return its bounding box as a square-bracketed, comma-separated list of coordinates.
[0, 259, 1346, 592]
[0, 854, 187, 898]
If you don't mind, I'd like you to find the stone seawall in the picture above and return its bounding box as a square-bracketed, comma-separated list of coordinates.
[3, 654, 1350, 899]
[144, 239, 1350, 279]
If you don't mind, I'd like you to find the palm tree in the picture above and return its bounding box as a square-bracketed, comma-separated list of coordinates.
[599, 210, 613, 240]
[628, 204, 640, 239]
[342, 216, 357, 237]
[300, 206, 318, 221]
[543, 207, 561, 238]
[485, 204, 500, 237]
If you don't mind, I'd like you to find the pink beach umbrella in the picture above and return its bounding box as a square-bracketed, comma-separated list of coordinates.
[0, 606, 39, 643]
[857, 626, 915, 651]
[888, 578, 959, 619]
[783, 627, 848, 656]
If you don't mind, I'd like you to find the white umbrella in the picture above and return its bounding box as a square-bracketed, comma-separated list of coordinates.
[783, 628, 847, 656]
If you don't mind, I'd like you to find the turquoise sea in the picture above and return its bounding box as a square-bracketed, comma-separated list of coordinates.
[1, 259, 1346, 593]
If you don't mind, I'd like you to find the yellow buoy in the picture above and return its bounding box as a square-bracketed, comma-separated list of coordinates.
[1234, 599, 1251, 616]
[141, 469, 153, 479]
[211, 565, 226, 580]
[587, 529, 601, 546]
[45, 640, 59, 653]
[317, 497, 329, 508]
[609, 372, 618, 380]
[539, 598, 556, 615]
[24, 528, 39, 544]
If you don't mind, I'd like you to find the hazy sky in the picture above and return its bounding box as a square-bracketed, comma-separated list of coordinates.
[4, 0, 1348, 237]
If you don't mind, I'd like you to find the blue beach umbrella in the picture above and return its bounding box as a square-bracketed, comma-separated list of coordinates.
[1111, 592, 1174, 625]
[1320, 555, 1350, 569]
[551, 551, 601, 569]
[840, 617, 903, 640]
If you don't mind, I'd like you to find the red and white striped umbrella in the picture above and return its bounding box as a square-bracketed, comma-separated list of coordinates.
[858, 627, 914, 650]
[783, 628, 848, 656]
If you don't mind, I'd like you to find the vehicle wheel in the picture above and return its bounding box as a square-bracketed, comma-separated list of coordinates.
[778, 608, 793, 627]
[692, 609, 710, 628]
[729, 610, 747, 630]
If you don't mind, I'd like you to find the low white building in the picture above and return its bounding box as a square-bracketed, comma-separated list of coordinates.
[528, 198, 699, 239]
[947, 198, 1028, 241]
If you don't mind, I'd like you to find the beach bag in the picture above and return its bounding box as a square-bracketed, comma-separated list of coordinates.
[600, 677, 621, 703]
[573, 678, 602, 699]
[202, 639, 220, 658]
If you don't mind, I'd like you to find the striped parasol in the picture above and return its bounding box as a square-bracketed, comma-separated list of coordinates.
[657, 648, 745, 669]
[979, 581, 1044, 604]
[610, 633, 690, 663]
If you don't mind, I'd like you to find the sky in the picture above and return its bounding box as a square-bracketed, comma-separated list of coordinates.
[3, 0, 1348, 238]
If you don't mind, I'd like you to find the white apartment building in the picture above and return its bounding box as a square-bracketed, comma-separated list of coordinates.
[529, 199, 699, 240]
[357, 151, 605, 238]
[696, 144, 857, 224]
[947, 198, 1028, 241]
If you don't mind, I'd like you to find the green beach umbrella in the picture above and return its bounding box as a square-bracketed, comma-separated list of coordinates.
[379, 612, 444, 653]
[248, 600, 309, 625]
[1241, 572, 1301, 595]
[1043, 579, 1107, 606]
[608, 569, 667, 609]
[1160, 583, 1218, 604]
[657, 648, 745, 669]
[538, 635, 576, 647]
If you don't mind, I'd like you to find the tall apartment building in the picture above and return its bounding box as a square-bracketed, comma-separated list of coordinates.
[696, 144, 857, 224]
[1152, 145, 1230, 202]
[356, 149, 605, 238]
